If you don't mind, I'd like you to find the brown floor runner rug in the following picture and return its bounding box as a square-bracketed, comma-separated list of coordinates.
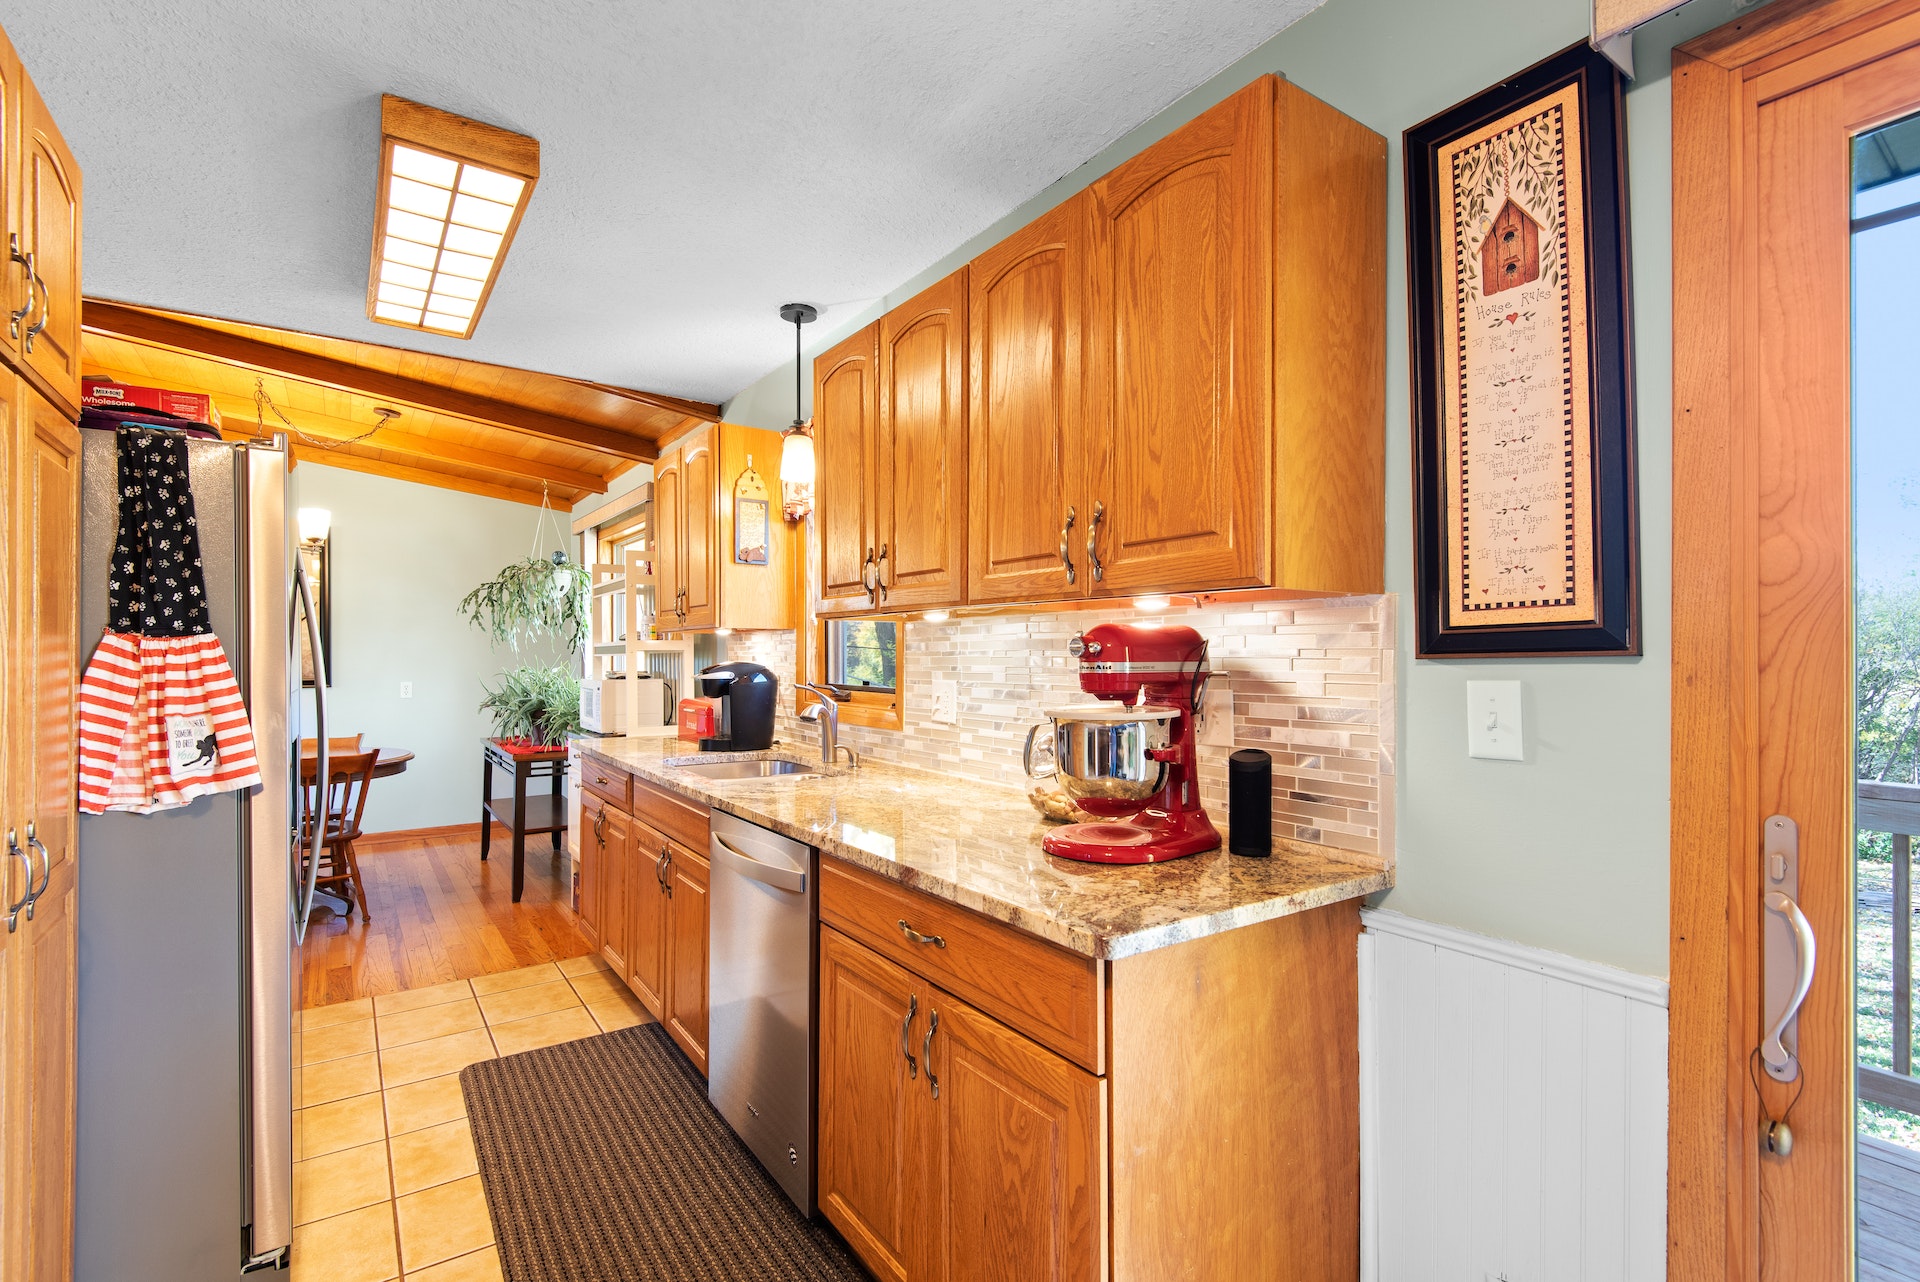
[461, 1024, 868, 1282]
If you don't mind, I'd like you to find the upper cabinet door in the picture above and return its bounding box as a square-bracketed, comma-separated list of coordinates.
[814, 323, 879, 609]
[1085, 77, 1272, 595]
[967, 196, 1087, 605]
[875, 270, 967, 610]
[19, 74, 79, 417]
[653, 447, 684, 626]
[0, 32, 23, 373]
[679, 433, 718, 629]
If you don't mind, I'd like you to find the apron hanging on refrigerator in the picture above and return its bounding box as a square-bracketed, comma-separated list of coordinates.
[75, 428, 262, 815]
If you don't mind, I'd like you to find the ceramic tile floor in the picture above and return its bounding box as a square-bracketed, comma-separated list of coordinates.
[291, 952, 650, 1282]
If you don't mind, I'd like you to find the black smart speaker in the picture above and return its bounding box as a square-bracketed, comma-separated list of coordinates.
[1227, 748, 1273, 856]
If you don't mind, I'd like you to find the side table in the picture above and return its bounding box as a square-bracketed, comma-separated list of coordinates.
[480, 740, 568, 902]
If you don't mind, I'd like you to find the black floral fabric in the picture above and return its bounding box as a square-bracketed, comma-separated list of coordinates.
[109, 427, 211, 637]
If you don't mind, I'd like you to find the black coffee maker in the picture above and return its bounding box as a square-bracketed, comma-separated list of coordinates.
[695, 662, 778, 752]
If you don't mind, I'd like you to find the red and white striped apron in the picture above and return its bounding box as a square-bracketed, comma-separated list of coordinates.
[75, 428, 261, 815]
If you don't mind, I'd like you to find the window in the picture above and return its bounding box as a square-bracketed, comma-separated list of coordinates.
[826, 619, 898, 693]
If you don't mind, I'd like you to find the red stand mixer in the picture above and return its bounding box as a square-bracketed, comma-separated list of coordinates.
[1024, 622, 1221, 864]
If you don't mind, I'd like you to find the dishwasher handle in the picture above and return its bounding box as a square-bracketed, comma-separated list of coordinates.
[711, 831, 808, 894]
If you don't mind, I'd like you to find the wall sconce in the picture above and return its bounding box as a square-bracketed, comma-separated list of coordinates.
[297, 507, 333, 545]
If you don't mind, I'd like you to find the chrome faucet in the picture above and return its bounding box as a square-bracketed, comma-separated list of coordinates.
[797, 684, 859, 768]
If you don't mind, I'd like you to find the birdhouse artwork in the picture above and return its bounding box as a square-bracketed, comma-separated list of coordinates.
[1479, 197, 1541, 297]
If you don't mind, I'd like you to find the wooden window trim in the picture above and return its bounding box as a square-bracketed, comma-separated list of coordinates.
[1670, 1, 1920, 1277]
[794, 618, 906, 732]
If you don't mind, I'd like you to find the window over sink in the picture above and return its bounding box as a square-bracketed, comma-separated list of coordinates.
[825, 619, 897, 693]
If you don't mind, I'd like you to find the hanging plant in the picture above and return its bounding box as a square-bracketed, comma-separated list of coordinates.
[458, 550, 590, 653]
[478, 665, 583, 747]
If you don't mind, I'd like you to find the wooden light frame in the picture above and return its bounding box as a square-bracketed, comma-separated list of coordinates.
[367, 95, 539, 340]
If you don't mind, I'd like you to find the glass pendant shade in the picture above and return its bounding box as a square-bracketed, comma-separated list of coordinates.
[780, 428, 816, 485]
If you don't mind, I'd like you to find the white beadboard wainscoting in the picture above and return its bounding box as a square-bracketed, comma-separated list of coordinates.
[1358, 909, 1669, 1282]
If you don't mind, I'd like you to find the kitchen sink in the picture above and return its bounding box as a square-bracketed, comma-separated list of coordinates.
[671, 758, 821, 780]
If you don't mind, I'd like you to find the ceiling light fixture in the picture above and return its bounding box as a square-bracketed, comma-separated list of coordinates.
[778, 302, 819, 521]
[367, 95, 540, 340]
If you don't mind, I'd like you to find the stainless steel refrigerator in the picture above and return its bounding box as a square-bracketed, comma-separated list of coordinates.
[73, 429, 328, 1279]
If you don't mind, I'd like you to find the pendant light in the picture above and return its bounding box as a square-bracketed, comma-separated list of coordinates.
[778, 302, 818, 521]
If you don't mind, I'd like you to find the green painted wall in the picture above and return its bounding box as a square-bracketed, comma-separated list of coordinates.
[724, 0, 1770, 978]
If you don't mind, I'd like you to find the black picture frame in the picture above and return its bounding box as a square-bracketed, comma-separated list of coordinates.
[1405, 42, 1638, 658]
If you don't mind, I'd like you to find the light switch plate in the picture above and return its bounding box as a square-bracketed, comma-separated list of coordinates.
[1466, 680, 1523, 760]
[931, 680, 959, 725]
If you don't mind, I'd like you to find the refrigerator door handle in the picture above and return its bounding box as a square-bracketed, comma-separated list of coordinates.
[292, 554, 328, 942]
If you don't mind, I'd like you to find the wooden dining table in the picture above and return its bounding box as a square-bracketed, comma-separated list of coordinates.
[298, 748, 414, 779]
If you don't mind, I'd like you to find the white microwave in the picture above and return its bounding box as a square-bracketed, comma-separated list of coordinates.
[580, 677, 625, 733]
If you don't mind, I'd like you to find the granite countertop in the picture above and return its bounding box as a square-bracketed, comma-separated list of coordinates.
[574, 734, 1392, 961]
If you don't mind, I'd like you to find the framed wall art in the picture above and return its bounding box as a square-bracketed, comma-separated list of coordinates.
[1405, 41, 1638, 657]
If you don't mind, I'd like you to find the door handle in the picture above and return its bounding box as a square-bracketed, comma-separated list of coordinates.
[7, 236, 34, 340]
[901, 994, 919, 1079]
[1760, 814, 1816, 1082]
[24, 254, 48, 350]
[1059, 507, 1077, 584]
[23, 821, 50, 921]
[923, 1009, 940, 1099]
[711, 832, 807, 893]
[1086, 500, 1106, 583]
[5, 828, 30, 933]
[875, 543, 889, 604]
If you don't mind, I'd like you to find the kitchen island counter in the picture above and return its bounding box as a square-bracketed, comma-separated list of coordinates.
[575, 735, 1390, 961]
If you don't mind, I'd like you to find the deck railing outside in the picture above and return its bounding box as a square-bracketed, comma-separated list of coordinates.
[1861, 779, 1920, 1115]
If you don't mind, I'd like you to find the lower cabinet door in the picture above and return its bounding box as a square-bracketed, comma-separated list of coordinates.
[598, 808, 632, 977]
[818, 927, 921, 1282]
[627, 821, 669, 1019]
[663, 844, 709, 1074]
[921, 987, 1105, 1282]
[577, 794, 605, 951]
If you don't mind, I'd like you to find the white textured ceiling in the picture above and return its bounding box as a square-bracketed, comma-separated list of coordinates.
[11, 1, 1323, 404]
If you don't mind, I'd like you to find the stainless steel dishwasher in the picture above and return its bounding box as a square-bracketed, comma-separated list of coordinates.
[707, 808, 818, 1214]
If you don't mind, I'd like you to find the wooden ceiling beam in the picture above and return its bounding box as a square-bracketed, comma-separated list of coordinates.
[84, 299, 664, 462]
[204, 395, 606, 494]
[282, 441, 560, 508]
[570, 377, 727, 424]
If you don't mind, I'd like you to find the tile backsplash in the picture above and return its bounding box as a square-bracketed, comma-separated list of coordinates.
[728, 596, 1395, 864]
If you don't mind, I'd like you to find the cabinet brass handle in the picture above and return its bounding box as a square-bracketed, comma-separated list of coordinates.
[875, 544, 890, 604]
[659, 841, 674, 897]
[591, 808, 606, 847]
[24, 254, 48, 350]
[23, 821, 49, 922]
[860, 548, 876, 595]
[901, 994, 919, 1079]
[898, 919, 945, 949]
[923, 1010, 940, 1099]
[1059, 507, 1077, 584]
[4, 829, 30, 933]
[1086, 500, 1105, 583]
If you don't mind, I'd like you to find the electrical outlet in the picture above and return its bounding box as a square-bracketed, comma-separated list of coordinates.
[399, 682, 413, 699]
[1199, 679, 1233, 747]
[931, 680, 959, 725]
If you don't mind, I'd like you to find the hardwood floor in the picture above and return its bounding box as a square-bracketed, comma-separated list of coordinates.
[301, 824, 593, 1008]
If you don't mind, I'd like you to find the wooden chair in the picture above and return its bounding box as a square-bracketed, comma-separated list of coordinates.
[299, 750, 380, 922]
[299, 735, 364, 754]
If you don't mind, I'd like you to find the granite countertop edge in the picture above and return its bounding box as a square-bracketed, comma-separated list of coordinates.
[575, 737, 1393, 962]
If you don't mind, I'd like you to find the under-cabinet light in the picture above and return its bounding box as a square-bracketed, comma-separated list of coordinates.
[367, 95, 539, 340]
[1133, 596, 1170, 612]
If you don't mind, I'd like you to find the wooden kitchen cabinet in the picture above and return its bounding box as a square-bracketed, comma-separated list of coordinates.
[3, 377, 82, 1282]
[818, 927, 919, 1282]
[17, 74, 80, 417]
[813, 323, 879, 608]
[873, 269, 967, 610]
[597, 804, 633, 978]
[817, 924, 1102, 1282]
[819, 857, 1359, 1282]
[967, 194, 1089, 604]
[654, 421, 795, 634]
[625, 817, 669, 1017]
[577, 791, 606, 951]
[661, 840, 709, 1074]
[1081, 76, 1384, 597]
